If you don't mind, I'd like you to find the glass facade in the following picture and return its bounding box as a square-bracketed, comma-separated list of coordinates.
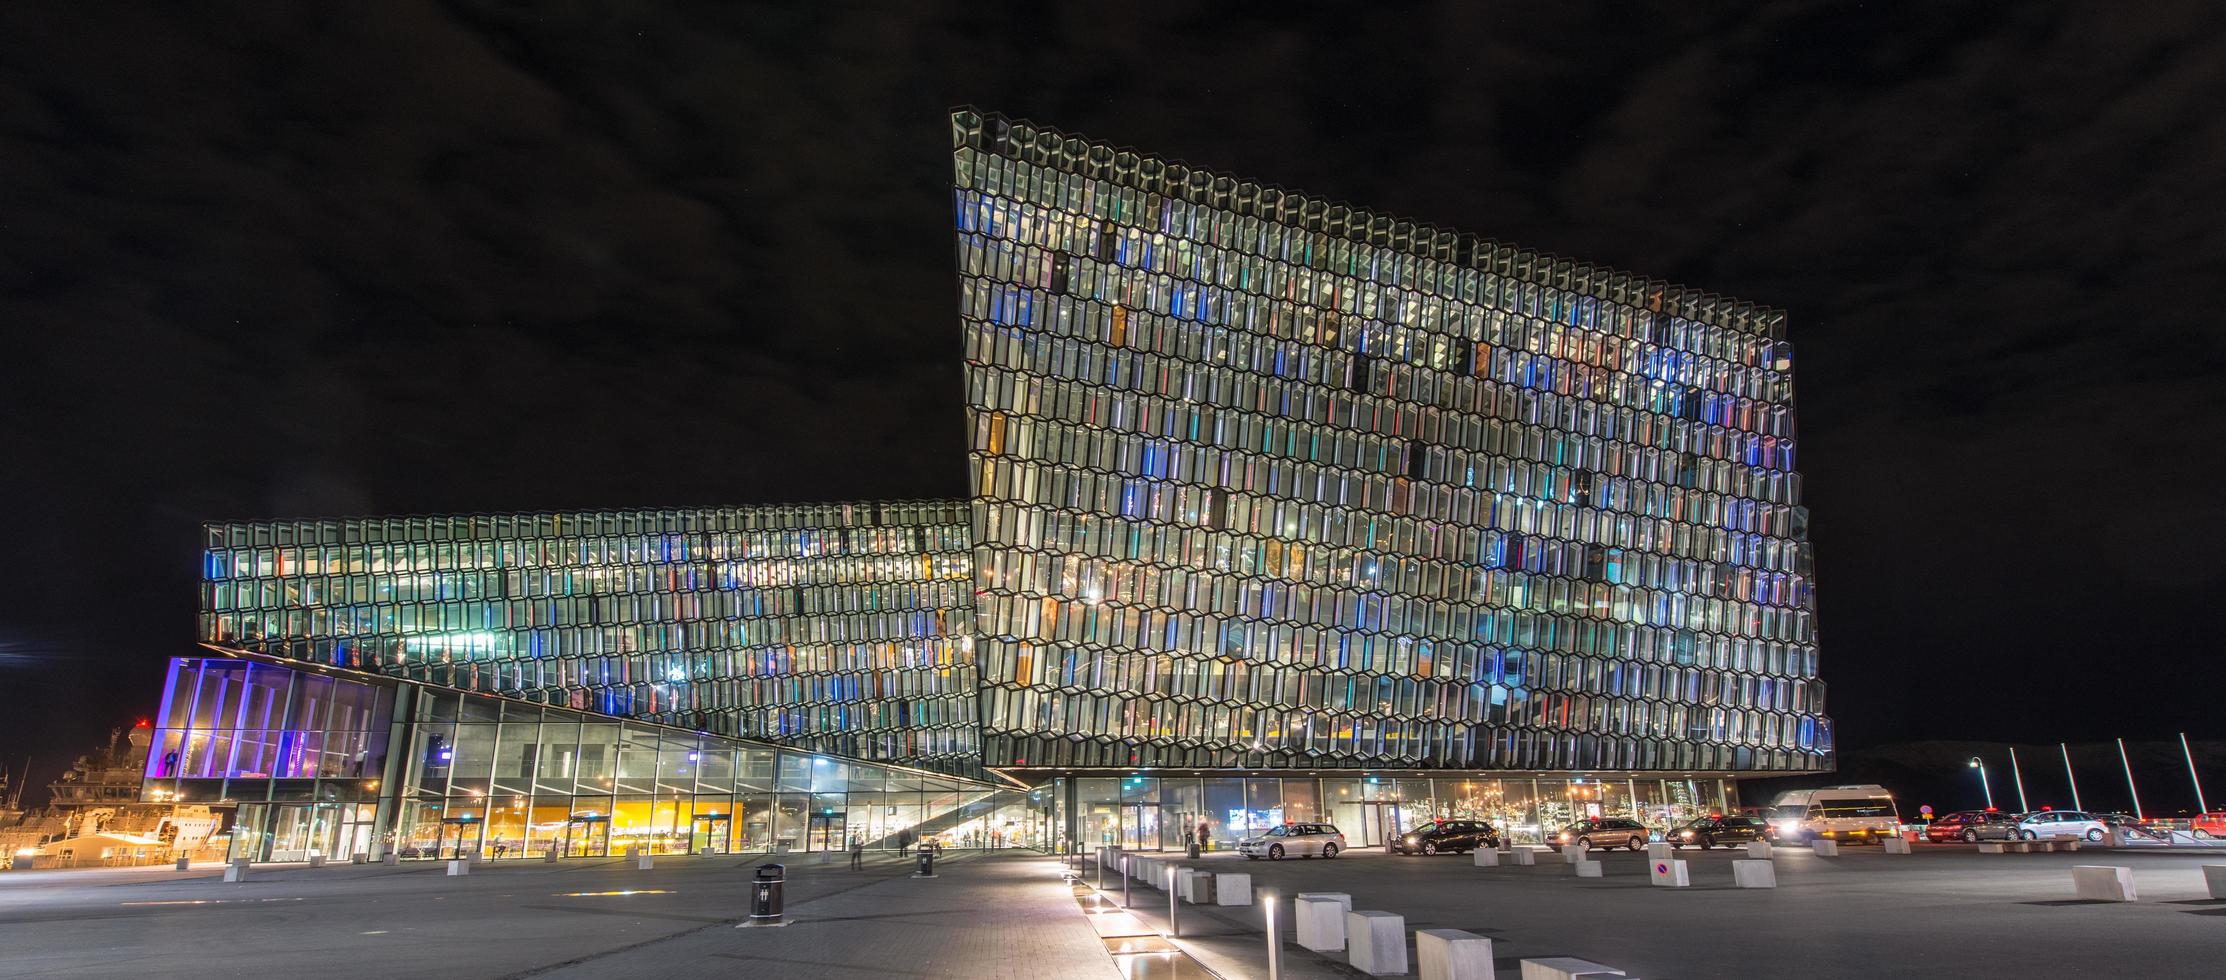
[144, 657, 1048, 862]
[163, 110, 1833, 854]
[199, 501, 983, 774]
[953, 108, 1829, 774]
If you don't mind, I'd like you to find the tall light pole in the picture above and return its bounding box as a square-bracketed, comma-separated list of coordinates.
[2060, 743, 2083, 811]
[2117, 738, 2144, 821]
[2182, 733, 2209, 816]
[2008, 747, 2030, 812]
[1968, 757, 1993, 809]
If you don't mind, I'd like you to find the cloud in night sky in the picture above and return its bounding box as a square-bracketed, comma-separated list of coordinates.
[3, 1, 2222, 773]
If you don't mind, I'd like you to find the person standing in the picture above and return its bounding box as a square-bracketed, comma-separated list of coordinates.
[848, 833, 864, 870]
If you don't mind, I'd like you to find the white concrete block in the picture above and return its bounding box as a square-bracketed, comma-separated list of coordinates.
[544, 848, 561, 863]
[1214, 872, 1252, 906]
[1744, 841, 1772, 859]
[1977, 841, 2007, 854]
[1647, 857, 1689, 888]
[175, 857, 191, 871]
[1645, 842, 1672, 861]
[381, 852, 399, 866]
[1473, 847, 1501, 867]
[1508, 847, 1538, 866]
[636, 853, 654, 870]
[1180, 868, 1216, 904]
[1520, 957, 1625, 980]
[1418, 928, 1495, 980]
[2061, 841, 2081, 852]
[1574, 859, 1603, 878]
[1345, 910, 1408, 976]
[2105, 828, 2127, 847]
[446, 859, 470, 876]
[1882, 837, 1912, 854]
[1733, 859, 1777, 888]
[2009, 841, 2032, 853]
[1295, 893, 1352, 952]
[2203, 865, 2226, 899]
[307, 854, 325, 868]
[2071, 865, 2137, 902]
[223, 861, 249, 883]
[1810, 839, 1839, 856]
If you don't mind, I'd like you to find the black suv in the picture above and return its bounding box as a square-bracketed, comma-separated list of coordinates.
[1668, 815, 1768, 849]
[1386, 819, 1500, 855]
[1549, 817, 1651, 851]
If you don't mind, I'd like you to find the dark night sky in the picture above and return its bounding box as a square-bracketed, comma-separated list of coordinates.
[4, 3, 2223, 796]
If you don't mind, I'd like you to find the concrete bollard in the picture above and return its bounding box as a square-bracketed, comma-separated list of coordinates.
[308, 854, 325, 868]
[1295, 893, 1352, 952]
[1345, 910, 1408, 976]
[545, 847, 561, 863]
[351, 853, 369, 865]
[223, 859, 250, 883]
[1508, 847, 1538, 866]
[175, 857, 191, 872]
[1744, 840, 1772, 859]
[2061, 841, 2081, 852]
[2071, 865, 2137, 902]
[1882, 837, 1912, 854]
[636, 852, 655, 871]
[382, 852, 399, 866]
[1214, 872, 1253, 906]
[1574, 859, 1604, 878]
[1647, 858, 1690, 888]
[1520, 957, 1626, 980]
[1733, 859, 1777, 888]
[1473, 848, 1501, 868]
[1978, 841, 2007, 854]
[2038, 842, 2057, 853]
[1179, 868, 1216, 904]
[2106, 828, 2127, 847]
[1562, 845, 1585, 864]
[2203, 865, 2226, 899]
[446, 859, 470, 876]
[1418, 928, 1495, 980]
[1645, 842, 1672, 861]
[1810, 839, 1839, 856]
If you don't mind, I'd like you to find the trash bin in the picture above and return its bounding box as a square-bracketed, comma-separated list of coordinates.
[752, 863, 785, 921]
[916, 845, 935, 877]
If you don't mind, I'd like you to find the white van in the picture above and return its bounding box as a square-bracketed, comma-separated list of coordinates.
[1767, 785, 1899, 844]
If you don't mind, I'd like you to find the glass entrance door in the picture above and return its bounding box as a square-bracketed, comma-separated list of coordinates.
[808, 811, 846, 852]
[1357, 802, 1409, 847]
[564, 814, 609, 857]
[692, 814, 730, 854]
[1120, 803, 1162, 851]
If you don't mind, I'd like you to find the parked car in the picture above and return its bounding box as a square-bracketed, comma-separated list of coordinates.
[1386, 819, 1499, 855]
[1667, 814, 1769, 849]
[1938, 809, 2023, 842]
[1237, 823, 1345, 861]
[1548, 817, 1649, 852]
[1768, 785, 1899, 843]
[1925, 810, 1991, 843]
[2192, 812, 2226, 838]
[2012, 810, 2107, 842]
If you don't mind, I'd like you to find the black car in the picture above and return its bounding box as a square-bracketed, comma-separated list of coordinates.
[1386, 819, 1500, 855]
[1668, 815, 1768, 849]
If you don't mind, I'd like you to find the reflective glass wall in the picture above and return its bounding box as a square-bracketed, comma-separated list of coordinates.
[1067, 773, 1731, 850]
[199, 502, 983, 774]
[953, 108, 1830, 774]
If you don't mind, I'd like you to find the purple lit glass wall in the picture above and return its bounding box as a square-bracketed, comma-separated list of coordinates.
[144, 657, 394, 802]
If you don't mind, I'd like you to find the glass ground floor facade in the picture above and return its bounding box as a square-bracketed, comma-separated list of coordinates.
[141, 654, 1749, 861]
[1043, 772, 1738, 852]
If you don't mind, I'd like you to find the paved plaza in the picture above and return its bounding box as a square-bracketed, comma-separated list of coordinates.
[1, 845, 2221, 978]
[1089, 843, 2226, 979]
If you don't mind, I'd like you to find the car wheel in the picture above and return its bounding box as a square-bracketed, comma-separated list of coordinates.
[2021, 830, 2038, 841]
[1961, 829, 1978, 843]
[1700, 836, 1715, 850]
[1671, 842, 1683, 850]
[1268, 844, 1284, 861]
[2085, 828, 2103, 842]
[1319, 843, 1338, 859]
[1422, 841, 1438, 855]
[1626, 836, 1644, 851]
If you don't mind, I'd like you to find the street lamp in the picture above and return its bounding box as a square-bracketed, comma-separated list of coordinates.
[1968, 757, 1994, 809]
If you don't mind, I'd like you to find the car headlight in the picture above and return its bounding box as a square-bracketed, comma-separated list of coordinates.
[1679, 830, 1694, 838]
